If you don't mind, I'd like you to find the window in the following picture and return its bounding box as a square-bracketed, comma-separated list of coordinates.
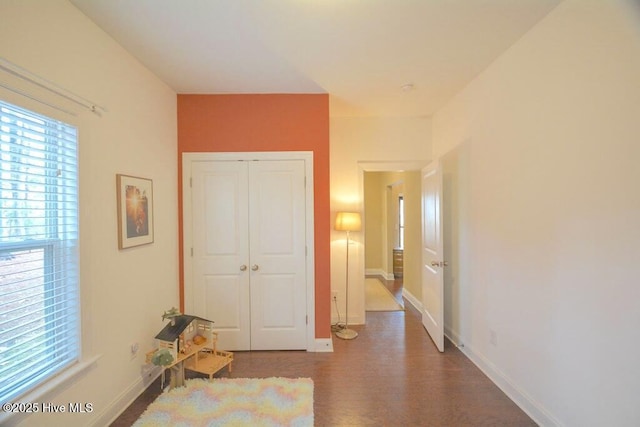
[0, 100, 79, 404]
[398, 195, 404, 249]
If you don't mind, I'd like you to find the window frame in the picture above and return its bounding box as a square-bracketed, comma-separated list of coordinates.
[0, 98, 81, 406]
[398, 195, 405, 249]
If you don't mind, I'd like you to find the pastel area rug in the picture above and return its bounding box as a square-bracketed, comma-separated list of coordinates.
[365, 278, 404, 311]
[134, 377, 313, 427]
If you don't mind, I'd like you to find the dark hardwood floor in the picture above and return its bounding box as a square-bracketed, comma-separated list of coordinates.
[112, 277, 535, 426]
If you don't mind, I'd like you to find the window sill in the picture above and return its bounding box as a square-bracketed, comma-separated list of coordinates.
[0, 354, 102, 426]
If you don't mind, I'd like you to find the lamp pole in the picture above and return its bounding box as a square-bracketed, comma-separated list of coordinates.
[334, 211, 360, 340]
[336, 228, 358, 339]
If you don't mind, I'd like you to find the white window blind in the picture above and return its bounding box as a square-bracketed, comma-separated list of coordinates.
[0, 100, 79, 404]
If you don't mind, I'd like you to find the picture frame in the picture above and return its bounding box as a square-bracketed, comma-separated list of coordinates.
[116, 174, 154, 249]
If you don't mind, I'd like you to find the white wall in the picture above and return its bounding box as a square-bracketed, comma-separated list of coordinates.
[330, 116, 431, 325]
[0, 1, 178, 426]
[433, 0, 640, 425]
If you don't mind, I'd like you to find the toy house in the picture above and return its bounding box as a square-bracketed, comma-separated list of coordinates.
[148, 313, 233, 389]
[154, 314, 215, 362]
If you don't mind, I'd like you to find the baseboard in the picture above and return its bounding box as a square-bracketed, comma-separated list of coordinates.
[365, 269, 395, 280]
[444, 325, 463, 348]
[408, 296, 557, 425]
[331, 313, 364, 326]
[344, 281, 559, 425]
[89, 365, 162, 427]
[365, 268, 384, 277]
[402, 288, 422, 313]
[454, 338, 561, 427]
[314, 337, 334, 352]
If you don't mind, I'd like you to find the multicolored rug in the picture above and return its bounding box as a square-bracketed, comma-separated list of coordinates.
[134, 377, 313, 427]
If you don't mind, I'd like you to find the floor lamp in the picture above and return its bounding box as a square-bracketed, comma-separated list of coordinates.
[335, 211, 361, 340]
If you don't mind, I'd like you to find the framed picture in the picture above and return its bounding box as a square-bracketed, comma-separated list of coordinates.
[116, 174, 154, 249]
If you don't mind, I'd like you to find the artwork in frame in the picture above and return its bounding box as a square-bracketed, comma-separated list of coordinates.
[116, 174, 154, 249]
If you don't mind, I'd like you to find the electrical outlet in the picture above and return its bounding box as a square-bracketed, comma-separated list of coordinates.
[331, 291, 338, 301]
[130, 342, 139, 359]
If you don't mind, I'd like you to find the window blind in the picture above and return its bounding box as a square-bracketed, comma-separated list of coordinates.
[0, 100, 79, 404]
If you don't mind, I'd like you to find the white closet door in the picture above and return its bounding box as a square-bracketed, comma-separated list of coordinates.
[248, 160, 307, 350]
[191, 161, 251, 350]
[189, 158, 307, 350]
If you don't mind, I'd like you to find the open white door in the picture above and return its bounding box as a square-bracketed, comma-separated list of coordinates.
[421, 160, 445, 352]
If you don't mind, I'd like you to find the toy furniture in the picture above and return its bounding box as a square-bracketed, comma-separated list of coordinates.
[146, 314, 233, 389]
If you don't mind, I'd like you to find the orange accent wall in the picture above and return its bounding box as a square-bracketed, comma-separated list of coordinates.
[177, 94, 331, 339]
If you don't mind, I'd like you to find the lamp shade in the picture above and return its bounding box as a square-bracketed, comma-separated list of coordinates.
[335, 212, 361, 232]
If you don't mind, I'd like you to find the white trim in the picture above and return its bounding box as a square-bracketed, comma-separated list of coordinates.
[0, 355, 101, 426]
[365, 268, 383, 276]
[90, 366, 162, 427]
[314, 338, 334, 352]
[402, 287, 422, 313]
[444, 325, 463, 348]
[455, 341, 561, 427]
[410, 288, 558, 425]
[396, 282, 558, 425]
[364, 268, 395, 280]
[182, 151, 316, 352]
[358, 160, 430, 172]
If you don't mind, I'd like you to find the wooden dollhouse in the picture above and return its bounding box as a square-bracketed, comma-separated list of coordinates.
[146, 314, 233, 389]
[155, 314, 214, 361]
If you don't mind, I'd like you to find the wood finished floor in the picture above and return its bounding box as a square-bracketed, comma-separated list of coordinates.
[111, 277, 535, 426]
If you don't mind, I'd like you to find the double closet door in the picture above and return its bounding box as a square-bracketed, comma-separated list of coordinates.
[185, 155, 309, 351]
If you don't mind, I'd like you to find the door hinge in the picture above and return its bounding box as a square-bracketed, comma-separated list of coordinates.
[306, 315, 308, 325]
[191, 247, 193, 257]
[190, 177, 192, 188]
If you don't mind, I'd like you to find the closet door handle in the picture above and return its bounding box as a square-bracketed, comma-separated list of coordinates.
[240, 265, 247, 271]
[251, 264, 259, 271]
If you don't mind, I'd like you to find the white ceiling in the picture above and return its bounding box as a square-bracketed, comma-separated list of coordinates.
[70, 0, 561, 117]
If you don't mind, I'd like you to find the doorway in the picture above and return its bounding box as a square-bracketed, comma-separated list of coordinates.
[363, 172, 405, 309]
[360, 165, 423, 316]
[358, 159, 449, 353]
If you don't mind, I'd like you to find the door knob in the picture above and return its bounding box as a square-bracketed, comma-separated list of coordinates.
[430, 261, 448, 267]
[251, 264, 259, 271]
[240, 265, 247, 271]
